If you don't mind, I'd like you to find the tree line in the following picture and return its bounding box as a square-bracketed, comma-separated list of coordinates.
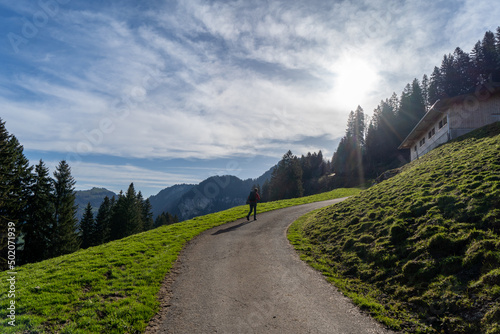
[0, 119, 179, 269]
[262, 27, 500, 199]
[261, 150, 331, 201]
[331, 27, 500, 186]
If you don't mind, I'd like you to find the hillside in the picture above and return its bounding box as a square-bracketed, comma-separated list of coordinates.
[289, 122, 500, 333]
[0, 188, 359, 333]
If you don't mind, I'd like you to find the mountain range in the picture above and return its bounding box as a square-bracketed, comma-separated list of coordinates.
[75, 167, 273, 221]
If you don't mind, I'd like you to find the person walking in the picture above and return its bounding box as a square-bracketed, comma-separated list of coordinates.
[246, 188, 261, 221]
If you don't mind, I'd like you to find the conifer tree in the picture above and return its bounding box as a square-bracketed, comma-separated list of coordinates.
[268, 151, 303, 200]
[22, 160, 55, 264]
[141, 196, 154, 231]
[332, 106, 366, 186]
[95, 196, 113, 244]
[109, 184, 143, 240]
[109, 191, 126, 241]
[125, 183, 143, 235]
[80, 202, 97, 249]
[52, 160, 79, 257]
[428, 66, 443, 104]
[0, 120, 32, 269]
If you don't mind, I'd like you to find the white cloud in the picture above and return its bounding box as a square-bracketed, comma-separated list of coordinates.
[3, 0, 500, 167]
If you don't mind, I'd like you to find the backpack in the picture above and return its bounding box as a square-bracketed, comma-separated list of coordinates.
[248, 191, 256, 202]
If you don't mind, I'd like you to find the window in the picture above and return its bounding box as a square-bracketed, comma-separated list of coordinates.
[414, 145, 417, 152]
[428, 127, 436, 139]
[439, 120, 443, 129]
[420, 137, 426, 147]
[443, 117, 447, 126]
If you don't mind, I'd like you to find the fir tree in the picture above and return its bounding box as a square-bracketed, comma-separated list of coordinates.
[52, 160, 79, 257]
[141, 196, 154, 231]
[95, 196, 113, 244]
[0, 120, 32, 270]
[332, 106, 366, 186]
[268, 151, 303, 200]
[109, 184, 143, 240]
[80, 202, 97, 249]
[109, 191, 126, 241]
[22, 160, 55, 264]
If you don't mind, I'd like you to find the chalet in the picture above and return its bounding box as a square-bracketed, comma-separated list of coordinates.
[399, 83, 500, 161]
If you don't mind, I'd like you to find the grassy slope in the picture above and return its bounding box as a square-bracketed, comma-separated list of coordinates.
[0, 188, 360, 333]
[289, 122, 500, 334]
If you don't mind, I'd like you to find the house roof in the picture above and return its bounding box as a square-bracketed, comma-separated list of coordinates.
[398, 83, 500, 150]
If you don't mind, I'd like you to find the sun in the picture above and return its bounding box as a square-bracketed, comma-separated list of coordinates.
[330, 56, 380, 111]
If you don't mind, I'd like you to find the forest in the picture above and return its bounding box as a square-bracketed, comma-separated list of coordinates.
[1, 27, 500, 270]
[0, 122, 176, 269]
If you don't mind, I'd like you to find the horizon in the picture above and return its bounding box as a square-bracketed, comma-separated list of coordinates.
[2, 0, 500, 197]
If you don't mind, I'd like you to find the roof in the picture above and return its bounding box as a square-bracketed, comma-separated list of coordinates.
[398, 83, 500, 150]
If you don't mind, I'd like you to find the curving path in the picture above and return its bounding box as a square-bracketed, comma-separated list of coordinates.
[150, 199, 396, 334]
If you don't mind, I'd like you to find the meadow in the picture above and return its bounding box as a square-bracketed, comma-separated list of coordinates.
[0, 188, 359, 333]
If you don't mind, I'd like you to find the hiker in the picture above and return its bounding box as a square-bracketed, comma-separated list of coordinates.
[246, 188, 261, 221]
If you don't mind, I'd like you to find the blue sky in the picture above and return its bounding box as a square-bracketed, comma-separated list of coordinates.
[1, 0, 499, 197]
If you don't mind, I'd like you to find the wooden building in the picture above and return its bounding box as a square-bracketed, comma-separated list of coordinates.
[399, 84, 500, 161]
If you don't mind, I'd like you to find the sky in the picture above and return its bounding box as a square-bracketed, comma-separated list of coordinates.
[1, 0, 499, 197]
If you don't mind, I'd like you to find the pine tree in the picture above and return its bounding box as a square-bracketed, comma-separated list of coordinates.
[109, 191, 126, 241]
[22, 160, 55, 264]
[332, 106, 366, 186]
[141, 197, 154, 231]
[0, 120, 33, 270]
[95, 196, 113, 244]
[481, 31, 497, 79]
[428, 66, 443, 104]
[421, 74, 430, 109]
[109, 184, 143, 240]
[80, 202, 96, 249]
[268, 151, 303, 200]
[452, 47, 473, 94]
[363, 95, 400, 178]
[52, 160, 79, 257]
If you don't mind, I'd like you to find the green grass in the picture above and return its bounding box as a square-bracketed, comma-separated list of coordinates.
[0, 188, 360, 333]
[288, 122, 500, 333]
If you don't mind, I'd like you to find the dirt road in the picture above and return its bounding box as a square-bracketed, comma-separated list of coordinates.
[152, 199, 396, 333]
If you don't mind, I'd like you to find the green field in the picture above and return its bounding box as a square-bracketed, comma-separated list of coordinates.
[0, 188, 359, 333]
[289, 122, 500, 333]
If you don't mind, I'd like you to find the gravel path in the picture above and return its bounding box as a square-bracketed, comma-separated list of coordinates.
[150, 199, 396, 334]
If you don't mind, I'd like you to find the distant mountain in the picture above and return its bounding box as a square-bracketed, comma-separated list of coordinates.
[73, 167, 274, 223]
[148, 184, 195, 218]
[148, 167, 274, 221]
[75, 187, 117, 220]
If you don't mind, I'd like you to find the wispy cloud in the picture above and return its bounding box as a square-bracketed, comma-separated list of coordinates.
[2, 0, 499, 194]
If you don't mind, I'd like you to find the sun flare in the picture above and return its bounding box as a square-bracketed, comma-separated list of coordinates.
[331, 57, 380, 110]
